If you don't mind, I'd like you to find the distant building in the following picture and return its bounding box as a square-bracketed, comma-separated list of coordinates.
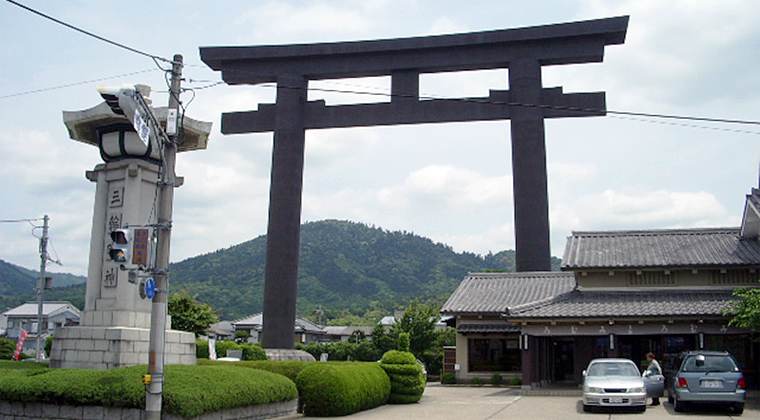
[2, 301, 80, 353]
[322, 326, 374, 342]
[206, 320, 234, 341]
[442, 188, 760, 389]
[232, 313, 325, 344]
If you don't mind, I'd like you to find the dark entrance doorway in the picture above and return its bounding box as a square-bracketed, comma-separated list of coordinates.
[553, 339, 575, 381]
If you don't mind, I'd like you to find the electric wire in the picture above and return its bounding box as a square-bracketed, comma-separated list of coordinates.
[187, 76, 760, 135]
[0, 69, 161, 100]
[4, 0, 758, 133]
[5, 0, 172, 64]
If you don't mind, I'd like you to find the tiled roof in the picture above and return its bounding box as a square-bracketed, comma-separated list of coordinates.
[440, 272, 575, 315]
[457, 323, 522, 334]
[506, 288, 738, 319]
[2, 302, 80, 317]
[233, 313, 325, 334]
[562, 228, 760, 270]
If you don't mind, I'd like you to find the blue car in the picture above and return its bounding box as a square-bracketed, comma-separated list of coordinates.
[667, 351, 746, 415]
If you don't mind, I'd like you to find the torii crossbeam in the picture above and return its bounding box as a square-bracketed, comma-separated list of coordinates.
[201, 16, 628, 349]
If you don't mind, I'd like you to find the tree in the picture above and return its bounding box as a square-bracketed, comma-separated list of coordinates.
[391, 302, 439, 357]
[168, 291, 219, 337]
[728, 286, 760, 331]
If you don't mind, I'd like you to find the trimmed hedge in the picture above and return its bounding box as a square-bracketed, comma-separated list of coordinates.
[380, 350, 425, 404]
[381, 350, 416, 365]
[196, 340, 268, 361]
[295, 363, 390, 417]
[0, 363, 297, 418]
[199, 359, 313, 382]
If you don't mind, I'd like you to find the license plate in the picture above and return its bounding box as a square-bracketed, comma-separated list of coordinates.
[701, 380, 723, 388]
[609, 397, 624, 403]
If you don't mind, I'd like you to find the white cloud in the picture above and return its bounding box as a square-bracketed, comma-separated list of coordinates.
[554, 189, 730, 232]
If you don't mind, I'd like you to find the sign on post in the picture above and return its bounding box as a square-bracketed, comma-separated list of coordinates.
[132, 228, 149, 266]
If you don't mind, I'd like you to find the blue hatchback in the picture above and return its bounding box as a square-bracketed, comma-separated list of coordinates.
[667, 351, 746, 415]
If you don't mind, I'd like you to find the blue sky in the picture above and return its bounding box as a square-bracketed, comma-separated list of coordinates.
[1, 0, 759, 276]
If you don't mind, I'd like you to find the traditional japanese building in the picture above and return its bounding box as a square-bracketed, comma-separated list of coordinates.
[442, 189, 760, 389]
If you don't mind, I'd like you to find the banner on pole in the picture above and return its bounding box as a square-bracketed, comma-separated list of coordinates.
[209, 337, 217, 361]
[12, 330, 28, 361]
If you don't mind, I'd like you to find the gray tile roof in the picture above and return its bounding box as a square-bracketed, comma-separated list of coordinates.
[562, 228, 760, 270]
[440, 272, 575, 315]
[457, 323, 522, 334]
[233, 313, 325, 334]
[506, 288, 739, 319]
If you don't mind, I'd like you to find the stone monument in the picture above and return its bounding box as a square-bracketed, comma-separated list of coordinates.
[49, 92, 212, 369]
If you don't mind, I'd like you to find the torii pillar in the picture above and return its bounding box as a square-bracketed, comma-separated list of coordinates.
[201, 16, 628, 349]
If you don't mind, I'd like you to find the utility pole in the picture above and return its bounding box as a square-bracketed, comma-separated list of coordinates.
[35, 214, 49, 361]
[145, 54, 182, 420]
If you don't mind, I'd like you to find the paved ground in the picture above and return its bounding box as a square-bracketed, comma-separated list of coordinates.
[306, 384, 759, 420]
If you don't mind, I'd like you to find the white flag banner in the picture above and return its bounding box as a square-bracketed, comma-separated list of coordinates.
[209, 337, 217, 361]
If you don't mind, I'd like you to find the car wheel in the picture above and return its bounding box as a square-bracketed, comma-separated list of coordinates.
[732, 403, 744, 415]
[673, 396, 685, 413]
[636, 405, 646, 414]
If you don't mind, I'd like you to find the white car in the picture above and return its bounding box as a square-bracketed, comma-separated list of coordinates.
[582, 358, 648, 412]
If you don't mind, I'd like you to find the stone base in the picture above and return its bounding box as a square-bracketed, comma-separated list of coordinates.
[264, 348, 316, 361]
[49, 325, 196, 369]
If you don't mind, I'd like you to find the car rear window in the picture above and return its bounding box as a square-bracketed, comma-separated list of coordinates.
[681, 355, 739, 373]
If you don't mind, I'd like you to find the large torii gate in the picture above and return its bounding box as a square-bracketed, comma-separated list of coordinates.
[201, 16, 628, 349]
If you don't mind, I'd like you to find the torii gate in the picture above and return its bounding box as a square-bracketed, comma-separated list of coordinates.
[201, 16, 629, 349]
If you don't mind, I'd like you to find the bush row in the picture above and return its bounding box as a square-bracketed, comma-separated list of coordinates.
[296, 340, 382, 362]
[0, 363, 297, 419]
[199, 360, 398, 416]
[295, 362, 390, 417]
[196, 339, 267, 361]
[380, 350, 425, 404]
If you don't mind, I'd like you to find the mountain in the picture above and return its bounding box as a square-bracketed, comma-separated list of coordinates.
[169, 220, 561, 320]
[0, 259, 36, 296]
[1, 220, 561, 321]
[0, 259, 87, 311]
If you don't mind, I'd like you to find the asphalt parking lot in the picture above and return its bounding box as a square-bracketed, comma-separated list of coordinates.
[311, 384, 759, 420]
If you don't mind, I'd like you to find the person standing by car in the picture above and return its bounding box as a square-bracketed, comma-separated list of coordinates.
[644, 352, 662, 406]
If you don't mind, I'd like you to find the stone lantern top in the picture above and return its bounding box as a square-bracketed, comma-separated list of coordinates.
[63, 101, 212, 153]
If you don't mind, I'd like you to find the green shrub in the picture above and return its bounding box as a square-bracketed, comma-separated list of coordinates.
[471, 377, 482, 385]
[490, 374, 503, 386]
[0, 338, 17, 360]
[441, 372, 457, 384]
[162, 365, 297, 418]
[215, 340, 242, 358]
[296, 341, 381, 362]
[0, 364, 297, 418]
[380, 350, 425, 404]
[295, 363, 390, 416]
[240, 343, 267, 361]
[196, 338, 210, 359]
[397, 332, 410, 352]
[509, 377, 522, 386]
[199, 359, 313, 382]
[381, 350, 416, 365]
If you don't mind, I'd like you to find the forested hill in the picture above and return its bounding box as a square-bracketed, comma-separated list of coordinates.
[170, 219, 561, 321]
[1, 220, 561, 323]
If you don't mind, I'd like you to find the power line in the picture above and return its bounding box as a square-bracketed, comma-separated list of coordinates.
[0, 69, 160, 100]
[0, 218, 43, 224]
[226, 79, 760, 132]
[5, 0, 172, 64]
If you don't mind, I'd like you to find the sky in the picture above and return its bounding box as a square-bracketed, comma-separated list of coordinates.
[1, 0, 759, 277]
